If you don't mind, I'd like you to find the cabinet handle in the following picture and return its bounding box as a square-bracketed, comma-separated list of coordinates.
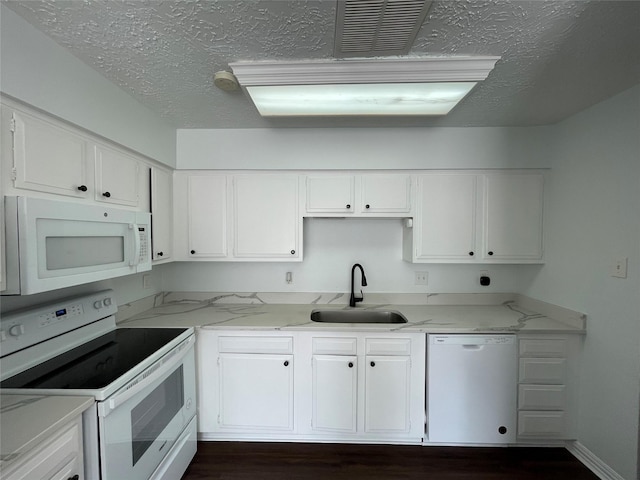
[77, 185, 88, 192]
[283, 360, 289, 367]
[346, 204, 351, 209]
[290, 250, 295, 255]
[468, 251, 474, 256]
[365, 204, 370, 209]
[102, 191, 111, 198]
[370, 361, 375, 367]
[488, 251, 494, 256]
[157, 251, 164, 257]
[190, 250, 196, 255]
[348, 362, 353, 368]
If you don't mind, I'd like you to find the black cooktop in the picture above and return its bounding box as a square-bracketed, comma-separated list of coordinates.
[0, 328, 187, 390]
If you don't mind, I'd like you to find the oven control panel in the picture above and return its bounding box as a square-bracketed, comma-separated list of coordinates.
[0, 290, 117, 357]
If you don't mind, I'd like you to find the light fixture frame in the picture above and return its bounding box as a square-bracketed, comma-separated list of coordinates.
[229, 57, 500, 86]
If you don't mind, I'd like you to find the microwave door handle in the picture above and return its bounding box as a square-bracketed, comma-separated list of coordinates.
[98, 336, 195, 418]
[129, 223, 141, 267]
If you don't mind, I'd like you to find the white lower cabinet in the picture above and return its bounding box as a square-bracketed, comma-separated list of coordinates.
[516, 335, 580, 441]
[2, 415, 84, 480]
[197, 329, 425, 443]
[219, 353, 294, 431]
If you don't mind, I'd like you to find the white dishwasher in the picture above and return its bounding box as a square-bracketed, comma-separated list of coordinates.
[427, 334, 517, 444]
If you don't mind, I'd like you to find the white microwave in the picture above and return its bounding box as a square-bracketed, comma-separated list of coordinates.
[3, 196, 151, 295]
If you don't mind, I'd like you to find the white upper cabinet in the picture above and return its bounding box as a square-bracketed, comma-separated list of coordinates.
[3, 101, 152, 212]
[150, 166, 173, 261]
[483, 173, 544, 261]
[233, 174, 301, 260]
[360, 174, 411, 214]
[304, 173, 411, 217]
[94, 143, 141, 207]
[305, 175, 355, 214]
[174, 174, 228, 260]
[412, 173, 478, 261]
[10, 109, 89, 198]
[404, 171, 544, 264]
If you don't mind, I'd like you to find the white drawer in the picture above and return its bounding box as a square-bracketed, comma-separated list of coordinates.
[312, 337, 358, 355]
[519, 358, 566, 384]
[218, 336, 293, 354]
[518, 384, 566, 410]
[517, 411, 567, 438]
[365, 338, 411, 356]
[519, 338, 567, 357]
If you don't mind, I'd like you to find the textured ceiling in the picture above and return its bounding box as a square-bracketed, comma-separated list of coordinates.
[4, 0, 640, 129]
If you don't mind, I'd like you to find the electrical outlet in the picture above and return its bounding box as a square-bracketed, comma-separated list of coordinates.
[415, 271, 428, 285]
[611, 257, 628, 278]
[143, 274, 152, 289]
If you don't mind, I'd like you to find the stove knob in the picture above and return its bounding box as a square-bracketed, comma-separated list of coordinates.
[94, 300, 103, 309]
[9, 324, 25, 337]
[103, 297, 112, 307]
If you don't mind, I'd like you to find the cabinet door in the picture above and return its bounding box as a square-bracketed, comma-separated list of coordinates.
[312, 355, 357, 433]
[233, 175, 301, 259]
[305, 175, 355, 213]
[483, 173, 544, 261]
[414, 174, 478, 260]
[11, 110, 89, 198]
[94, 144, 140, 207]
[364, 356, 411, 433]
[219, 353, 294, 431]
[360, 174, 411, 213]
[151, 167, 173, 261]
[187, 175, 228, 258]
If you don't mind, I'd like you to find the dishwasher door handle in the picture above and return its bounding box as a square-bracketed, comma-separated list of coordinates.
[462, 344, 482, 350]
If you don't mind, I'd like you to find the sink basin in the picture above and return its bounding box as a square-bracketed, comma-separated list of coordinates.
[310, 309, 408, 324]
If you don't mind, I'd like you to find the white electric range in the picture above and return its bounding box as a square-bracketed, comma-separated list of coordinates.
[0, 290, 197, 480]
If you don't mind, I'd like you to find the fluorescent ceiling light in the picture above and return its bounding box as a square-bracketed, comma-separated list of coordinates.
[230, 57, 500, 117]
[247, 83, 477, 116]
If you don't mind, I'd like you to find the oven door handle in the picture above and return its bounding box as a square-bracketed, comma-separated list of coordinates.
[98, 335, 194, 418]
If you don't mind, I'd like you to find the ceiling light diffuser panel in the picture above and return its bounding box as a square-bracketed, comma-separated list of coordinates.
[247, 83, 477, 116]
[230, 57, 499, 117]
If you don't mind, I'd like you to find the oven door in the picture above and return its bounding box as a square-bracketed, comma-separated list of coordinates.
[97, 341, 196, 480]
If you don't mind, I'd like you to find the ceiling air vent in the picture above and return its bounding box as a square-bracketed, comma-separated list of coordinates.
[334, 0, 433, 58]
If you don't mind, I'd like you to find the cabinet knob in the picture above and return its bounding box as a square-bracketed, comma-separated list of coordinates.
[68, 475, 80, 480]
[488, 251, 494, 256]
[190, 250, 196, 255]
[290, 250, 295, 255]
[370, 361, 375, 367]
[157, 251, 164, 257]
[365, 204, 370, 209]
[102, 191, 111, 198]
[348, 362, 353, 368]
[77, 185, 88, 192]
[469, 251, 474, 256]
[498, 426, 507, 435]
[283, 360, 289, 367]
[346, 204, 351, 209]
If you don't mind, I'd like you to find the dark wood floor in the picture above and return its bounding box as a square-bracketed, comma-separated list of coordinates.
[182, 442, 599, 480]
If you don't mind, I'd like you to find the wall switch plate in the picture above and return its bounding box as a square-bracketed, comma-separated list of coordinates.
[611, 257, 628, 278]
[415, 271, 428, 285]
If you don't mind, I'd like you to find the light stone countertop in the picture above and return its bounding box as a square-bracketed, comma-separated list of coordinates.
[119, 292, 586, 334]
[0, 394, 94, 470]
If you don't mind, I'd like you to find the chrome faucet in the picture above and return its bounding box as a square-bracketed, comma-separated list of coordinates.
[349, 263, 368, 308]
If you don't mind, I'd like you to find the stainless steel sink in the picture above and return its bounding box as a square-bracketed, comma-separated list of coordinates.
[310, 309, 408, 324]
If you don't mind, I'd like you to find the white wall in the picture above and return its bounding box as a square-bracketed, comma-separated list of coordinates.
[0, 4, 176, 168]
[177, 125, 550, 170]
[525, 84, 640, 480]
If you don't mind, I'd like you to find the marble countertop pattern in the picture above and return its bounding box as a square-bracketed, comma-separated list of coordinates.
[0, 394, 94, 470]
[119, 293, 586, 334]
